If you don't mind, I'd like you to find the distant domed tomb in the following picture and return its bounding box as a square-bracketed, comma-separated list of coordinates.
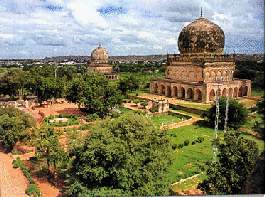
[87, 44, 118, 80]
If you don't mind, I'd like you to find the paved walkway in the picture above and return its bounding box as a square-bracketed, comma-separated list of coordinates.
[0, 148, 28, 197]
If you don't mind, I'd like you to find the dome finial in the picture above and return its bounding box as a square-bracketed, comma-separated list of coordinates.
[200, 7, 203, 17]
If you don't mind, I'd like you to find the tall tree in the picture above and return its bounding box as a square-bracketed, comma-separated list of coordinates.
[118, 74, 140, 95]
[198, 131, 259, 194]
[66, 114, 173, 196]
[66, 72, 122, 117]
[203, 97, 248, 130]
[35, 127, 67, 176]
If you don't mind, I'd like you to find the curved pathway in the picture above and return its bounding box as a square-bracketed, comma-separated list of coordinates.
[0, 148, 28, 197]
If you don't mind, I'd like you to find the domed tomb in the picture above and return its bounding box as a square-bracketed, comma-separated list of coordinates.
[87, 44, 118, 80]
[90, 44, 109, 64]
[178, 17, 224, 55]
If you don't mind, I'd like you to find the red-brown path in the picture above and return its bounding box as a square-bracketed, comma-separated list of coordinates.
[0, 147, 28, 197]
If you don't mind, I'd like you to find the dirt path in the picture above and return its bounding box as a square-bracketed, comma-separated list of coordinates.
[0, 148, 28, 197]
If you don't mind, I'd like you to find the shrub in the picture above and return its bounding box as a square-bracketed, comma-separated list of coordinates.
[197, 137, 204, 143]
[184, 140, 190, 146]
[172, 144, 177, 150]
[191, 141, 196, 145]
[12, 157, 41, 196]
[26, 184, 41, 197]
[86, 113, 99, 121]
[203, 97, 248, 130]
[177, 144, 184, 149]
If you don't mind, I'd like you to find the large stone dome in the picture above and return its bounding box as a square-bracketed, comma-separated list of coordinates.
[178, 17, 225, 55]
[91, 44, 108, 64]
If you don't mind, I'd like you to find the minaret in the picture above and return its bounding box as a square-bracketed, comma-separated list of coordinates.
[200, 7, 203, 17]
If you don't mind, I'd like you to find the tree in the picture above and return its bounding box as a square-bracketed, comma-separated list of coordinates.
[0, 107, 35, 150]
[34, 77, 64, 104]
[198, 131, 259, 194]
[0, 69, 30, 98]
[35, 127, 67, 176]
[66, 72, 122, 117]
[66, 114, 173, 196]
[203, 97, 248, 130]
[118, 74, 140, 95]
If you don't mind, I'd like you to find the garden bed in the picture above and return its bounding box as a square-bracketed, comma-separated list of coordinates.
[44, 114, 79, 127]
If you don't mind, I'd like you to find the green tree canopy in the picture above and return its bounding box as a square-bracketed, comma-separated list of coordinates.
[198, 131, 259, 194]
[35, 127, 68, 175]
[203, 97, 248, 130]
[256, 96, 265, 116]
[0, 107, 35, 150]
[118, 74, 140, 95]
[34, 77, 64, 104]
[66, 114, 173, 196]
[66, 72, 122, 117]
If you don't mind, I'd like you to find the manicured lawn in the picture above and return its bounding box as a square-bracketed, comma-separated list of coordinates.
[119, 107, 186, 127]
[149, 113, 185, 127]
[166, 124, 265, 192]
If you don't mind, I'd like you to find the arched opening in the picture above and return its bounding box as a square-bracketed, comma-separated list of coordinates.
[222, 88, 227, 97]
[161, 85, 165, 95]
[166, 86, 171, 97]
[154, 83, 158, 94]
[209, 89, 215, 101]
[195, 89, 202, 101]
[181, 87, 185, 99]
[187, 88, 194, 100]
[243, 86, 248, 96]
[229, 88, 233, 97]
[234, 87, 238, 98]
[173, 86, 178, 97]
[238, 87, 243, 97]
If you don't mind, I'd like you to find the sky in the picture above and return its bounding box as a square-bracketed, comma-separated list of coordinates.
[0, 0, 264, 59]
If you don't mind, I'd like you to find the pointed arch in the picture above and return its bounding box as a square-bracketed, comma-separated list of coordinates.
[228, 88, 233, 97]
[187, 88, 194, 100]
[173, 86, 178, 97]
[181, 87, 185, 99]
[209, 89, 215, 101]
[234, 87, 238, 98]
[222, 88, 227, 97]
[194, 89, 202, 101]
[243, 86, 248, 96]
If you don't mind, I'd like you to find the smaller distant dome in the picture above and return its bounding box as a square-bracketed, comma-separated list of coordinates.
[91, 44, 109, 64]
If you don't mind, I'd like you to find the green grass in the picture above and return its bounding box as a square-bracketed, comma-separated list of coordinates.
[119, 107, 187, 127]
[149, 113, 184, 127]
[166, 124, 265, 192]
[252, 89, 264, 97]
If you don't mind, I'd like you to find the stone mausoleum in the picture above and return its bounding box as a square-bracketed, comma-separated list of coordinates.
[87, 44, 118, 80]
[150, 16, 251, 103]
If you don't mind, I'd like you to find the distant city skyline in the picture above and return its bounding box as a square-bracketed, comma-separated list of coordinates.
[0, 0, 264, 59]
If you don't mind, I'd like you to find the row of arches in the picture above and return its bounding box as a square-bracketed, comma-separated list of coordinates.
[152, 83, 249, 102]
[204, 70, 233, 81]
[153, 84, 203, 101]
[208, 86, 248, 101]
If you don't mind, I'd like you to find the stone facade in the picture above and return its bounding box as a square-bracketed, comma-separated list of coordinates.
[150, 17, 251, 103]
[87, 44, 118, 80]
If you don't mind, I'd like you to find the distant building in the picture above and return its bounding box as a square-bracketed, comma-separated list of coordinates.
[87, 44, 118, 80]
[150, 16, 251, 103]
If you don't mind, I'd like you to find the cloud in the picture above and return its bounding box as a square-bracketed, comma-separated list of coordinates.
[0, 0, 263, 58]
